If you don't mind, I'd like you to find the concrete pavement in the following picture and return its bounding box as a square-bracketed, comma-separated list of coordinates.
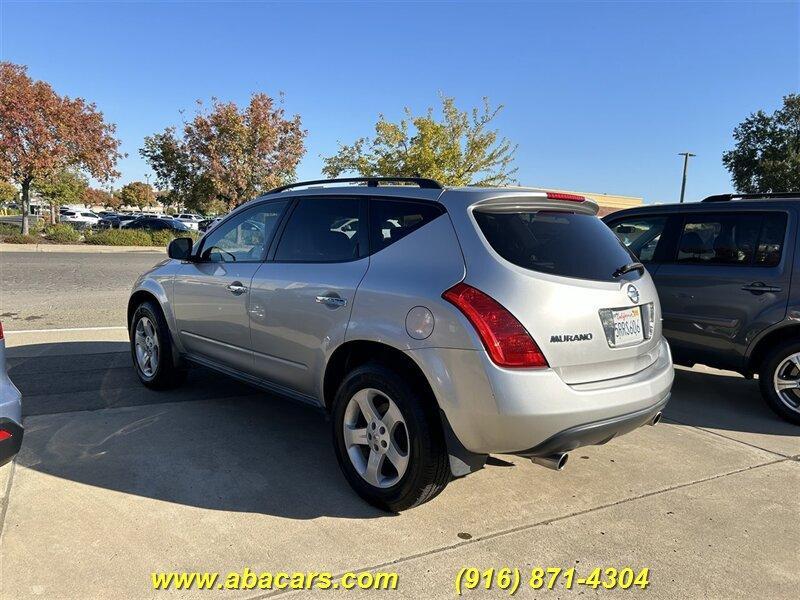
[0, 329, 797, 599]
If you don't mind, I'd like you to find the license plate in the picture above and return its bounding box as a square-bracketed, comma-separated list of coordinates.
[611, 306, 644, 346]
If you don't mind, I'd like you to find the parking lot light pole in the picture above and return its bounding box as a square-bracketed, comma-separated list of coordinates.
[678, 152, 696, 203]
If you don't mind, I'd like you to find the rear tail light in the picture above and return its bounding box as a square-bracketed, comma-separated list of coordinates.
[0, 430, 11, 442]
[442, 283, 548, 368]
[0, 321, 4, 340]
[546, 191, 585, 202]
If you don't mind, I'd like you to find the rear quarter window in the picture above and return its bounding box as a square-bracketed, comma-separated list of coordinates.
[474, 210, 639, 282]
[369, 199, 444, 253]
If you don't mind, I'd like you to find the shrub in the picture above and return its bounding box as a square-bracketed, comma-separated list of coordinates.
[0, 222, 21, 235]
[150, 230, 176, 246]
[4, 233, 40, 244]
[85, 228, 153, 246]
[45, 223, 81, 243]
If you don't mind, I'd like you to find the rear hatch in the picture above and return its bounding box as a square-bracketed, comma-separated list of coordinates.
[460, 194, 663, 385]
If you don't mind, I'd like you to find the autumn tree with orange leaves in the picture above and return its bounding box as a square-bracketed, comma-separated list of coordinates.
[0, 62, 122, 234]
[141, 94, 306, 213]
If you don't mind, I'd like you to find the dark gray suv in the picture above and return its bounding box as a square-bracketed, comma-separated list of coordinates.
[605, 192, 800, 424]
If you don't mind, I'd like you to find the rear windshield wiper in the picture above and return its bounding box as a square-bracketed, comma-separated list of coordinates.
[612, 261, 645, 278]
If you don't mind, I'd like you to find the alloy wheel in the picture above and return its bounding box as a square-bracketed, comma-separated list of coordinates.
[343, 388, 410, 488]
[134, 316, 160, 377]
[773, 352, 800, 413]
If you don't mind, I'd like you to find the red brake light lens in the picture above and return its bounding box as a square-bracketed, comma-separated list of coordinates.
[443, 283, 548, 368]
[0, 430, 11, 442]
[0, 321, 3, 340]
[546, 191, 585, 202]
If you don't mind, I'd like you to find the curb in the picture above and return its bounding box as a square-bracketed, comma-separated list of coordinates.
[0, 243, 164, 254]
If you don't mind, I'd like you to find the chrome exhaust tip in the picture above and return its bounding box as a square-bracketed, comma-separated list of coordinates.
[650, 412, 662, 426]
[531, 452, 568, 471]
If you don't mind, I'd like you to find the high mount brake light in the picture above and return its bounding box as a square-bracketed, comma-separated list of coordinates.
[442, 283, 548, 368]
[546, 192, 586, 202]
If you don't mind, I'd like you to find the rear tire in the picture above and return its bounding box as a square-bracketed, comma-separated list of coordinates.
[332, 362, 450, 512]
[130, 301, 187, 390]
[758, 340, 800, 425]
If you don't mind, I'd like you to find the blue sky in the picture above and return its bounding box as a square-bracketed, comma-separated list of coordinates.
[1, 1, 798, 203]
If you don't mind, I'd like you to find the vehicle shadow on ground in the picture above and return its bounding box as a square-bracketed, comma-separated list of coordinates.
[9, 341, 385, 520]
[665, 366, 799, 438]
[8, 342, 797, 520]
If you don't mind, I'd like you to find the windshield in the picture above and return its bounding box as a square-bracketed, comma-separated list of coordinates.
[474, 210, 640, 282]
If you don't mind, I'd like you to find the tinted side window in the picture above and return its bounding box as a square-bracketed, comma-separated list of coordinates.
[755, 213, 788, 267]
[275, 198, 362, 262]
[674, 213, 787, 266]
[200, 200, 288, 262]
[369, 199, 444, 253]
[609, 217, 667, 263]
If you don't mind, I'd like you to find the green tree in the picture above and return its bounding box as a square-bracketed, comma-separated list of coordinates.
[322, 95, 517, 186]
[33, 169, 87, 223]
[0, 180, 17, 204]
[140, 93, 306, 213]
[722, 94, 800, 193]
[118, 181, 156, 210]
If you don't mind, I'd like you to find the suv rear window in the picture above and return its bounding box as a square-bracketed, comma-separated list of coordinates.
[474, 210, 638, 282]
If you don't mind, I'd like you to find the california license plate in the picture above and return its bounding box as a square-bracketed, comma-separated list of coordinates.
[611, 306, 644, 346]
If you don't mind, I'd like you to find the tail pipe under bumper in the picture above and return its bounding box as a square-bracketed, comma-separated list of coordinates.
[521, 394, 670, 471]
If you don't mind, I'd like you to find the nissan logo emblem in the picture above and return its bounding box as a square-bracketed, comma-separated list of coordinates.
[627, 284, 640, 304]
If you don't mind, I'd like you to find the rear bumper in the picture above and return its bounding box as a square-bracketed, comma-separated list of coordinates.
[514, 393, 669, 457]
[409, 338, 674, 455]
[0, 418, 23, 467]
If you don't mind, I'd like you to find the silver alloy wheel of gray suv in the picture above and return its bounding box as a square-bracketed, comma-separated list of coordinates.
[129, 177, 673, 511]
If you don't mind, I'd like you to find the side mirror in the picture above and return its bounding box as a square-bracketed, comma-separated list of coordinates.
[167, 237, 194, 260]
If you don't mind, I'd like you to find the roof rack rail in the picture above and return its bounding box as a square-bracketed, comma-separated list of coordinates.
[268, 177, 443, 194]
[701, 192, 800, 203]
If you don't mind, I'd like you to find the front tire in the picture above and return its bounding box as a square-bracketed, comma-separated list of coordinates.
[130, 301, 186, 390]
[759, 340, 800, 425]
[332, 363, 450, 512]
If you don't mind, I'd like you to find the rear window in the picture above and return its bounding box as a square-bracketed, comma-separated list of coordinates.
[474, 210, 639, 282]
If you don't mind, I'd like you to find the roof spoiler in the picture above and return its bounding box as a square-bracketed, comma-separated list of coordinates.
[470, 192, 599, 216]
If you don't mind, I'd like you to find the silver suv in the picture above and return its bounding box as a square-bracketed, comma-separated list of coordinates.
[128, 177, 674, 511]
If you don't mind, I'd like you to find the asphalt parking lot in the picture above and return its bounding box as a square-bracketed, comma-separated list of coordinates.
[1, 250, 798, 599]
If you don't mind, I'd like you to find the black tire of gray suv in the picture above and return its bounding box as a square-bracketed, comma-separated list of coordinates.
[759, 341, 800, 425]
[331, 363, 450, 512]
[130, 301, 187, 390]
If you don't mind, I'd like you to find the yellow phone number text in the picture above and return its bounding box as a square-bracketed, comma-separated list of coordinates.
[455, 566, 650, 595]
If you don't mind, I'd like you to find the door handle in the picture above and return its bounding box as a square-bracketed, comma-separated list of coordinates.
[315, 295, 347, 307]
[741, 282, 782, 294]
[227, 282, 248, 295]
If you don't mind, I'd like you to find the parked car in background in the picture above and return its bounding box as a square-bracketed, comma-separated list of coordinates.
[124, 217, 190, 232]
[176, 213, 204, 230]
[198, 216, 224, 232]
[0, 322, 23, 467]
[605, 192, 800, 424]
[128, 177, 673, 511]
[99, 213, 139, 229]
[60, 210, 100, 228]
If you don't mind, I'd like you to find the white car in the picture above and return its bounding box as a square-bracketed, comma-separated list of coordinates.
[60, 210, 100, 227]
[176, 213, 204, 230]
